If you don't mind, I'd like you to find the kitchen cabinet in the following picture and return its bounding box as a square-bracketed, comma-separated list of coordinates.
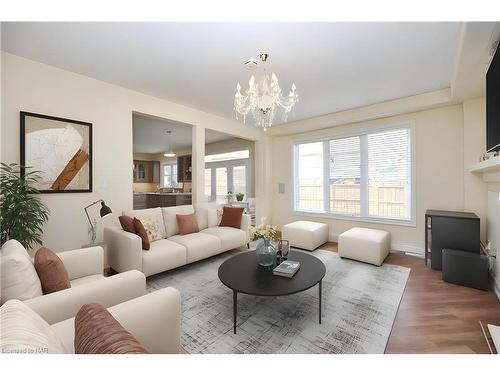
[133, 193, 192, 209]
[133, 160, 160, 183]
[177, 155, 192, 182]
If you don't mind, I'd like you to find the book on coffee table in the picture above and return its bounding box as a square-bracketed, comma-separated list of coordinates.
[273, 260, 300, 278]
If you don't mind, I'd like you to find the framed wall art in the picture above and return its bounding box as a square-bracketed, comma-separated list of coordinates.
[20, 111, 93, 193]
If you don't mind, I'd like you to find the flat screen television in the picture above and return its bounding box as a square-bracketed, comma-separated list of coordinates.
[487, 43, 500, 152]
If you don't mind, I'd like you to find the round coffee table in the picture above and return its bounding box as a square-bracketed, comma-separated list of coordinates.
[218, 250, 326, 334]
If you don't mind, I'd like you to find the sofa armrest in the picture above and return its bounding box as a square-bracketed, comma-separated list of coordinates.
[108, 287, 181, 354]
[240, 214, 251, 242]
[51, 288, 181, 354]
[57, 246, 104, 280]
[25, 270, 146, 325]
[104, 226, 143, 273]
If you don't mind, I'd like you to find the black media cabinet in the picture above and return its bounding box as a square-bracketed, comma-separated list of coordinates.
[424, 209, 480, 270]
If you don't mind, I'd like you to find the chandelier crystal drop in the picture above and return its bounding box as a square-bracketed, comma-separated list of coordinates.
[234, 53, 298, 131]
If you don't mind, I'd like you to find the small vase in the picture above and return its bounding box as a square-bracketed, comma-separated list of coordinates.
[256, 239, 276, 267]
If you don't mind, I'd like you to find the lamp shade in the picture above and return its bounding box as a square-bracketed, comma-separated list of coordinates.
[100, 201, 112, 218]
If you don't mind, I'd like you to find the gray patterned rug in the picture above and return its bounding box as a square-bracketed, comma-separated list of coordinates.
[146, 249, 409, 354]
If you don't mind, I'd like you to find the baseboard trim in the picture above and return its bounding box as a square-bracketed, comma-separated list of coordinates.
[329, 232, 424, 257]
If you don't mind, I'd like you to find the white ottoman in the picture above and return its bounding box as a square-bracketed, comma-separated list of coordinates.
[338, 227, 390, 266]
[281, 221, 329, 251]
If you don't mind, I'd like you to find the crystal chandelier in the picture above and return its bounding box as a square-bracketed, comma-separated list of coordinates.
[234, 53, 298, 131]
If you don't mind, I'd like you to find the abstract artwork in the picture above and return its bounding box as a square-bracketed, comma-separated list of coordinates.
[20, 112, 92, 193]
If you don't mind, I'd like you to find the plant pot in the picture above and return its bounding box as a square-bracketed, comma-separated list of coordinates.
[256, 239, 276, 267]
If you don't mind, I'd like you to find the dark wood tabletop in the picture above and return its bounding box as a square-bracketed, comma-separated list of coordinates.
[218, 250, 326, 297]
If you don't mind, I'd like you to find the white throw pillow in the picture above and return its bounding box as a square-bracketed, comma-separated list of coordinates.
[194, 202, 221, 230]
[0, 299, 67, 354]
[207, 208, 224, 228]
[1, 239, 43, 304]
[123, 207, 166, 239]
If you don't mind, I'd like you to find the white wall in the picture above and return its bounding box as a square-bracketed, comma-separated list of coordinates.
[0, 52, 265, 251]
[463, 98, 488, 241]
[270, 104, 473, 254]
[487, 189, 500, 296]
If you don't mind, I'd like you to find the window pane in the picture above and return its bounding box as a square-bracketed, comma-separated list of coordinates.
[215, 167, 228, 203]
[296, 142, 323, 211]
[204, 168, 212, 199]
[329, 136, 360, 215]
[368, 128, 411, 219]
[233, 166, 246, 197]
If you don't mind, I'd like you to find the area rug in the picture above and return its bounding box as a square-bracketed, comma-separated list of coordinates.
[146, 249, 410, 354]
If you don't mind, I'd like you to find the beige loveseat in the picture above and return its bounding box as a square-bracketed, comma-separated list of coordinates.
[0, 240, 146, 325]
[104, 203, 250, 277]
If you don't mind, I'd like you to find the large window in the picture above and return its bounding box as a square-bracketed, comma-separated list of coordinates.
[293, 124, 414, 223]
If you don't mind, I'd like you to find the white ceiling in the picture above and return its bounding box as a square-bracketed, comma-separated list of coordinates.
[133, 114, 234, 154]
[2, 22, 462, 124]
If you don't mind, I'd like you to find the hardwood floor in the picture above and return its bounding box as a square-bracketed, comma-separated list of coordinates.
[321, 242, 500, 354]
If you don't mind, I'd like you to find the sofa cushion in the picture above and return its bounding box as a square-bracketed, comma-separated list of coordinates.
[169, 233, 221, 263]
[34, 247, 71, 294]
[123, 207, 166, 239]
[177, 213, 199, 235]
[69, 274, 105, 288]
[219, 206, 244, 229]
[133, 218, 150, 250]
[201, 227, 247, 252]
[161, 205, 194, 238]
[74, 303, 148, 354]
[141, 239, 187, 277]
[0, 239, 43, 304]
[193, 202, 220, 230]
[0, 299, 67, 354]
[119, 215, 136, 234]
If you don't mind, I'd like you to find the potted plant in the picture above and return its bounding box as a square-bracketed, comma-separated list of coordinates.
[251, 223, 279, 267]
[0, 163, 50, 249]
[236, 192, 244, 202]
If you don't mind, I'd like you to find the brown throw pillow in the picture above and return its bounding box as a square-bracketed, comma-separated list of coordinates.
[119, 215, 136, 234]
[133, 217, 150, 250]
[74, 303, 148, 354]
[219, 206, 244, 229]
[34, 247, 71, 295]
[176, 213, 199, 235]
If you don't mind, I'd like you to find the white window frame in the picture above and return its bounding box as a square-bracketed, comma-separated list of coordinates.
[161, 161, 178, 188]
[292, 121, 416, 227]
[205, 158, 251, 202]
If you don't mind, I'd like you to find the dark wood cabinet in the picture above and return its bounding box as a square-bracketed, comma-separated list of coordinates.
[424, 209, 480, 270]
[133, 193, 192, 209]
[133, 160, 160, 183]
[177, 155, 192, 182]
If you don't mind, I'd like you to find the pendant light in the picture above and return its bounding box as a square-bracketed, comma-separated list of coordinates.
[164, 130, 176, 157]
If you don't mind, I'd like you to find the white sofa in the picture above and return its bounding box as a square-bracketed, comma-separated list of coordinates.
[1, 288, 181, 354]
[51, 288, 181, 353]
[104, 203, 250, 277]
[1, 241, 146, 325]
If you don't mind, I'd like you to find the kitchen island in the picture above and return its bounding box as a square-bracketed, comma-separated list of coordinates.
[133, 192, 192, 209]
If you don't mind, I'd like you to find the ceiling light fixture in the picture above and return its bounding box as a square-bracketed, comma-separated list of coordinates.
[163, 130, 176, 158]
[234, 53, 298, 131]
